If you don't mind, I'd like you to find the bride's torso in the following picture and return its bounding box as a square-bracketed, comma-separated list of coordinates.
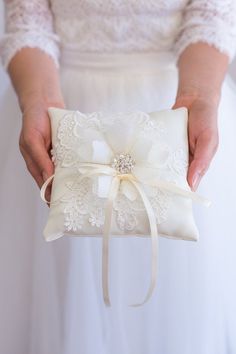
[50, 0, 188, 53]
[1, 0, 236, 70]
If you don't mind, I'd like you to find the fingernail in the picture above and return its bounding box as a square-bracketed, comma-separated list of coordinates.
[42, 171, 48, 182]
[192, 172, 201, 191]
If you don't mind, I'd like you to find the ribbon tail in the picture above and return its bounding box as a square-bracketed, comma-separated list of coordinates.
[102, 175, 120, 307]
[128, 180, 159, 307]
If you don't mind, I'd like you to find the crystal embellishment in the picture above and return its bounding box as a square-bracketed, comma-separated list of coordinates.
[111, 153, 136, 174]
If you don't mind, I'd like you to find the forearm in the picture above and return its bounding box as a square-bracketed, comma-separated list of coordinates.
[6, 47, 64, 192]
[175, 42, 230, 107]
[7, 47, 64, 113]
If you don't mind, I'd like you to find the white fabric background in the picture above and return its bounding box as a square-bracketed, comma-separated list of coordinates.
[1, 3, 236, 354]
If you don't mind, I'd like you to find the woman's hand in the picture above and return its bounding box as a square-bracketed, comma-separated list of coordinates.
[7, 48, 65, 203]
[19, 98, 65, 202]
[173, 42, 229, 191]
[172, 94, 219, 191]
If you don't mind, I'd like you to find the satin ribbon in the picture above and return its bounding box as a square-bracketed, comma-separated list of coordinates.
[40, 162, 211, 307]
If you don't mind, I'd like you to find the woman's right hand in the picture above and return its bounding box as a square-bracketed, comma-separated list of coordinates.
[7, 48, 65, 204]
[19, 99, 65, 203]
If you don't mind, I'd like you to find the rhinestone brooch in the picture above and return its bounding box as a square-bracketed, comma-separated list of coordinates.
[111, 153, 136, 174]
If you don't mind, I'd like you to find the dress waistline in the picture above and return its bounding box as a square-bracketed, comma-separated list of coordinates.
[60, 48, 177, 72]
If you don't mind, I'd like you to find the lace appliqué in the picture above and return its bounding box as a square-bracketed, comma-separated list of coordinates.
[62, 177, 106, 231]
[51, 110, 188, 233]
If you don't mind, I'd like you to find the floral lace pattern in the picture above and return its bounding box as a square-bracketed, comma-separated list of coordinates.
[62, 177, 106, 231]
[50, 110, 188, 233]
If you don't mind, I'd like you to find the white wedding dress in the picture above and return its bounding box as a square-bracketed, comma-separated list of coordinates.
[1, 1, 236, 354]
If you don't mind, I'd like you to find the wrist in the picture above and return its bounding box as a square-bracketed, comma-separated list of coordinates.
[174, 85, 221, 108]
[7, 47, 65, 113]
[175, 43, 229, 109]
[19, 89, 65, 114]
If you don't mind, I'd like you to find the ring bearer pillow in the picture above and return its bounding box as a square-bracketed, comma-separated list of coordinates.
[40, 106, 211, 307]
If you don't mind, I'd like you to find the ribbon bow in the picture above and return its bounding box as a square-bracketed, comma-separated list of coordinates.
[40, 161, 211, 308]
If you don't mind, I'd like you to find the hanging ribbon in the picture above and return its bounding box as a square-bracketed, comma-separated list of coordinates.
[40, 162, 211, 307]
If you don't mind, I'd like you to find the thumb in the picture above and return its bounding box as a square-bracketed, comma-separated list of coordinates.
[32, 140, 54, 205]
[28, 136, 54, 183]
[187, 131, 217, 191]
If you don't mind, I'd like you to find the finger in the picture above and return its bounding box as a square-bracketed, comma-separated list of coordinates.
[19, 132, 54, 205]
[20, 145, 44, 187]
[187, 130, 218, 191]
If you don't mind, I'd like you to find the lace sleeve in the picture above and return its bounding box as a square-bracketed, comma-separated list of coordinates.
[0, 0, 60, 69]
[173, 0, 236, 63]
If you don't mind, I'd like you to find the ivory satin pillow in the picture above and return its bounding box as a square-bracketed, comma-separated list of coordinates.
[40, 106, 210, 307]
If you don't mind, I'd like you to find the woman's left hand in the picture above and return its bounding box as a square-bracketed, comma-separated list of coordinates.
[172, 43, 230, 192]
[172, 94, 219, 191]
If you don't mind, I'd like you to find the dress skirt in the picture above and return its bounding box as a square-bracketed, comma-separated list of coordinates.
[0, 49, 236, 354]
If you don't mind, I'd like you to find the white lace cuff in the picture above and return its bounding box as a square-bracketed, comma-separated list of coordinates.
[173, 0, 236, 63]
[0, 31, 60, 69]
[173, 25, 236, 63]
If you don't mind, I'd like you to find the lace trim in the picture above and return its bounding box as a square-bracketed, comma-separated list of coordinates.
[173, 0, 236, 62]
[0, 0, 60, 69]
[173, 26, 236, 63]
[0, 33, 60, 69]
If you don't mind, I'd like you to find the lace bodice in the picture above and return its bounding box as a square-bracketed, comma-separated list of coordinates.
[1, 0, 236, 69]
